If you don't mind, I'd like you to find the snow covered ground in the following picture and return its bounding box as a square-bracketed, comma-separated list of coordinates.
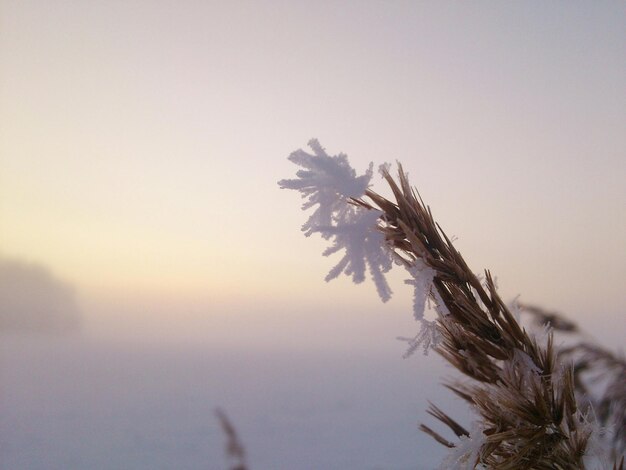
[0, 335, 465, 469]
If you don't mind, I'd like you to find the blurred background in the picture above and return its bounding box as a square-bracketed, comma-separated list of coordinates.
[1, 1, 624, 469]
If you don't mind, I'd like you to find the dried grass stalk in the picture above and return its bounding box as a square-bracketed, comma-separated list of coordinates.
[356, 166, 619, 469]
[561, 342, 626, 461]
[520, 303, 579, 333]
[215, 408, 248, 470]
[521, 304, 626, 462]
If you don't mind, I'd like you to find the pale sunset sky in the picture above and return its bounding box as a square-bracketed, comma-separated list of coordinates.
[1, 1, 624, 348]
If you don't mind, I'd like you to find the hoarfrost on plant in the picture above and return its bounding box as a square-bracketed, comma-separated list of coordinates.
[404, 259, 436, 321]
[278, 139, 373, 238]
[439, 422, 487, 470]
[398, 319, 441, 357]
[279, 139, 392, 302]
[319, 207, 393, 302]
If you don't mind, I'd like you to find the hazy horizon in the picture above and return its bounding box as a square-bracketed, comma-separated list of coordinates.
[2, 2, 624, 349]
[0, 2, 624, 467]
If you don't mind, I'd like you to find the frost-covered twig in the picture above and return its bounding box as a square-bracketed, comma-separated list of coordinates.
[561, 343, 626, 462]
[280, 140, 624, 469]
[520, 304, 626, 460]
[362, 166, 598, 469]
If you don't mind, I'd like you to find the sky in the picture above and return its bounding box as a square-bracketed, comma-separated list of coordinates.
[1, 1, 625, 348]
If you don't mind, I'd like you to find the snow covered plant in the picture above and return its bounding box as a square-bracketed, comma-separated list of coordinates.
[279, 140, 625, 470]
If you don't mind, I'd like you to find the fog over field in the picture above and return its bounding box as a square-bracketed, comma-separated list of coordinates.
[0, 256, 468, 469]
[1, 1, 624, 468]
[1, 335, 463, 469]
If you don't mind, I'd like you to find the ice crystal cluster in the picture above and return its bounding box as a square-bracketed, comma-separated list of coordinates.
[279, 139, 437, 322]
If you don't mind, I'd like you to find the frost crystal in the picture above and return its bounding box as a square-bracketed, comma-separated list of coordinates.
[404, 259, 436, 321]
[377, 162, 391, 177]
[398, 319, 441, 357]
[430, 286, 450, 317]
[278, 139, 373, 238]
[580, 409, 613, 469]
[279, 139, 392, 301]
[319, 207, 393, 301]
[510, 349, 542, 376]
[439, 422, 487, 470]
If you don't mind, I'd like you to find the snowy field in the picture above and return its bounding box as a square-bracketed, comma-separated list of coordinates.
[0, 335, 466, 470]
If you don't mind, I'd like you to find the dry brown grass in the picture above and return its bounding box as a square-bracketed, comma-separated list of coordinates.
[354, 165, 623, 469]
[215, 408, 248, 470]
[521, 304, 626, 464]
